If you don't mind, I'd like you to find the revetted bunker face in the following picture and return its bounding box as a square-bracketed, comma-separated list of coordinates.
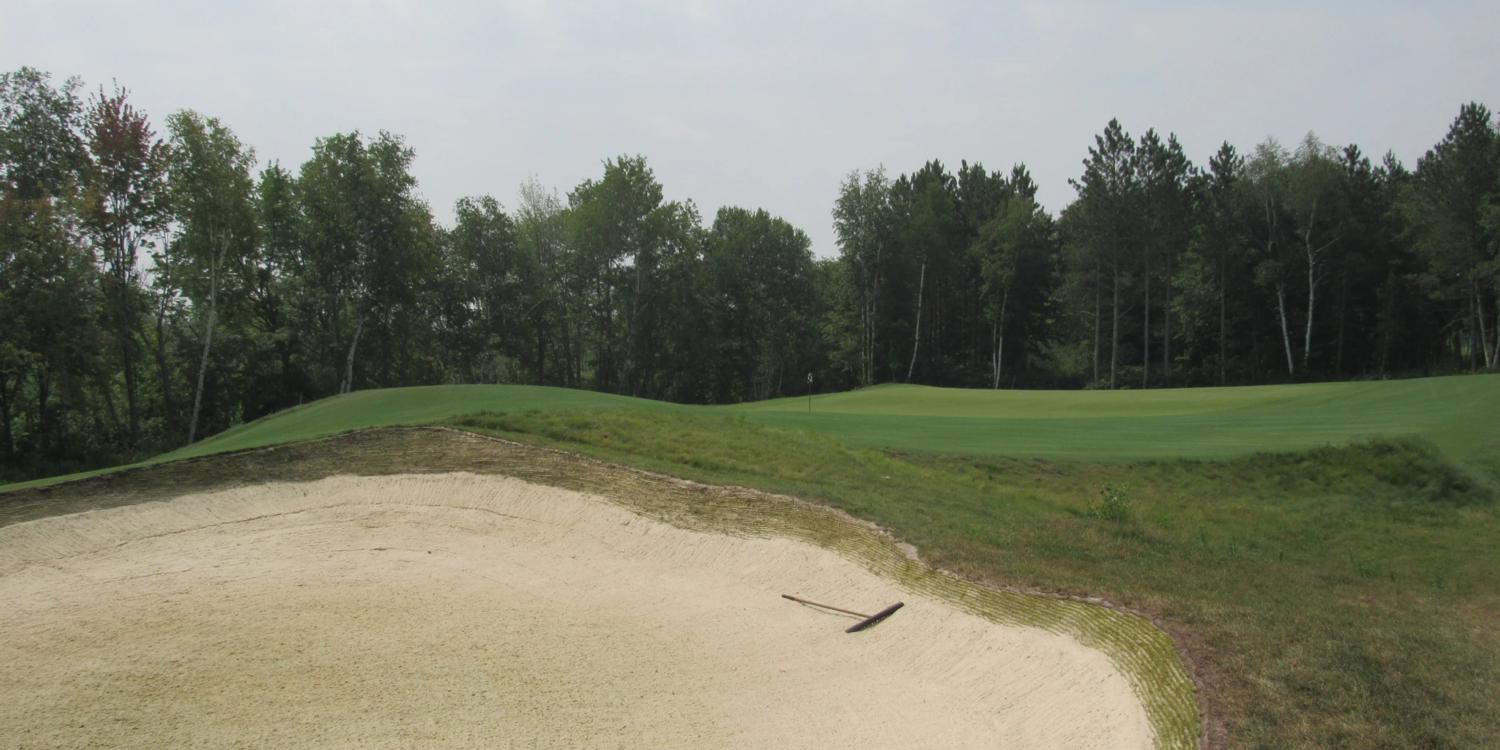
[1, 472, 1155, 749]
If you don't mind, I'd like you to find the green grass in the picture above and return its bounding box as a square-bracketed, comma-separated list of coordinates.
[12, 374, 1498, 492]
[6, 373, 1500, 747]
[178, 384, 674, 458]
[736, 375, 1500, 464]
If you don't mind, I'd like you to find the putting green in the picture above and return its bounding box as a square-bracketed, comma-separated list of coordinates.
[734, 375, 1500, 462]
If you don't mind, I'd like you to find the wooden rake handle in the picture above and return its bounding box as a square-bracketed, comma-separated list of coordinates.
[781, 594, 904, 633]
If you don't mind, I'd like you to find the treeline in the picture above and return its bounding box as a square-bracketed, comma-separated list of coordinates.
[1, 68, 825, 478]
[2, 66, 1497, 479]
[833, 115, 1500, 390]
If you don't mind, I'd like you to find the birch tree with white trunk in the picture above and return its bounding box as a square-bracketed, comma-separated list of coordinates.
[1288, 134, 1343, 371]
[1248, 139, 1298, 377]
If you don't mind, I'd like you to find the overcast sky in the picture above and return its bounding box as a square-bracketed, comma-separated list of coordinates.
[5, 1, 1497, 256]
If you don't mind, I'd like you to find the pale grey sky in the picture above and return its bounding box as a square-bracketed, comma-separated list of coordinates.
[4, 1, 1497, 256]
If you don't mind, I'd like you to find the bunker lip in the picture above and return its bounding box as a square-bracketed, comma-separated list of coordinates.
[1, 473, 1152, 749]
[0, 426, 1204, 746]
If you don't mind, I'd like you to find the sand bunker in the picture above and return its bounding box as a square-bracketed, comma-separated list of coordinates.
[0, 473, 1152, 748]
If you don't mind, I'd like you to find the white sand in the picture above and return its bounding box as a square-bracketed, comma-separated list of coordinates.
[0, 473, 1152, 748]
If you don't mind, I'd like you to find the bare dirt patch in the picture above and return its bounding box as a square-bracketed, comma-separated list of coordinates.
[0, 472, 1152, 748]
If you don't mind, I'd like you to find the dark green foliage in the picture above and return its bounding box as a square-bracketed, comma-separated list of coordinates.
[81, 82, 170, 448]
[164, 110, 259, 444]
[1403, 103, 1500, 372]
[563, 155, 712, 398]
[704, 206, 820, 402]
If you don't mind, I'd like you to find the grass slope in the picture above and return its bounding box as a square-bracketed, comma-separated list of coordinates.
[178, 385, 674, 460]
[0, 385, 669, 491]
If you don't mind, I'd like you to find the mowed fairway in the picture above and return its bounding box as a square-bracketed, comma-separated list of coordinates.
[736, 375, 1500, 463]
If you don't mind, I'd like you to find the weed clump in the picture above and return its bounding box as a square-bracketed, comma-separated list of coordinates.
[1087, 483, 1133, 522]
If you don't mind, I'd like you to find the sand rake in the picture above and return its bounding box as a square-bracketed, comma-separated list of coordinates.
[781, 594, 904, 633]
